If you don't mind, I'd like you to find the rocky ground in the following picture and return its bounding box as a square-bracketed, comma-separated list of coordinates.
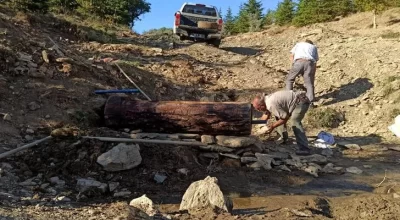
[1, 5, 400, 220]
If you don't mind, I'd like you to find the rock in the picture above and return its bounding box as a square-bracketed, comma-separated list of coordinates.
[114, 190, 132, 197]
[42, 50, 49, 63]
[201, 135, 216, 144]
[24, 135, 33, 141]
[177, 168, 189, 175]
[321, 148, 333, 157]
[97, 143, 142, 172]
[298, 154, 328, 164]
[26, 128, 34, 134]
[76, 178, 108, 193]
[154, 173, 167, 184]
[337, 141, 361, 150]
[363, 165, 372, 169]
[285, 158, 303, 168]
[129, 194, 159, 216]
[179, 176, 233, 213]
[346, 167, 363, 175]
[389, 146, 400, 152]
[220, 153, 240, 159]
[394, 193, 400, 199]
[246, 162, 261, 170]
[28, 102, 40, 111]
[3, 113, 11, 121]
[198, 145, 234, 153]
[215, 136, 255, 148]
[45, 115, 51, 119]
[109, 182, 119, 192]
[278, 165, 291, 172]
[54, 196, 71, 202]
[240, 157, 258, 164]
[255, 153, 274, 170]
[49, 176, 65, 186]
[322, 163, 337, 173]
[263, 152, 289, 160]
[304, 165, 320, 177]
[56, 57, 74, 63]
[360, 145, 388, 152]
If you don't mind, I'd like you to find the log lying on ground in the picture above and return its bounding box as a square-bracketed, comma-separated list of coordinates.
[103, 96, 252, 135]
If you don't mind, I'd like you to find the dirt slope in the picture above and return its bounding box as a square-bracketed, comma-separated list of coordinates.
[0, 6, 400, 220]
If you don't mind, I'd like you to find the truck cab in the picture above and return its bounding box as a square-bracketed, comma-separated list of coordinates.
[173, 2, 223, 47]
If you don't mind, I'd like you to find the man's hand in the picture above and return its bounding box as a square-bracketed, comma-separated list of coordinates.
[264, 125, 274, 134]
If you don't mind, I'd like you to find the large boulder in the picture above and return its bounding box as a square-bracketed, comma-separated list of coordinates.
[97, 143, 142, 171]
[179, 176, 233, 213]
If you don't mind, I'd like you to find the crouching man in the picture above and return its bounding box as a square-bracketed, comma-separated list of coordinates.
[252, 90, 311, 155]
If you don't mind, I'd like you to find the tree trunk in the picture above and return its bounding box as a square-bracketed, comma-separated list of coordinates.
[103, 96, 253, 136]
[373, 9, 377, 29]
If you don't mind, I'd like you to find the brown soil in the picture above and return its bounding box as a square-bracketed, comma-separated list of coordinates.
[1, 6, 400, 220]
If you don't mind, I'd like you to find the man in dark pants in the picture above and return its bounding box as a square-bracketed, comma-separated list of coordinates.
[286, 39, 319, 103]
[252, 90, 311, 155]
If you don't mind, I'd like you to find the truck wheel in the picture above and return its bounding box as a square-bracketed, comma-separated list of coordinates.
[209, 39, 221, 48]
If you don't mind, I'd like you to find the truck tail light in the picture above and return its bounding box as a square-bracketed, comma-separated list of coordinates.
[175, 13, 181, 26]
[217, 18, 223, 30]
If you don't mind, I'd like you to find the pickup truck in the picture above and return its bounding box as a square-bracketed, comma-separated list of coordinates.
[173, 3, 223, 47]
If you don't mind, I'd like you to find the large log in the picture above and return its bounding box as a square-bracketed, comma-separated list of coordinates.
[103, 96, 252, 135]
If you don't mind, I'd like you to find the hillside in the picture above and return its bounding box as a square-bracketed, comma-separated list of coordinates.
[0, 6, 400, 220]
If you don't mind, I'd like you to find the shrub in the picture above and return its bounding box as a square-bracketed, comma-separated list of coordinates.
[306, 107, 343, 128]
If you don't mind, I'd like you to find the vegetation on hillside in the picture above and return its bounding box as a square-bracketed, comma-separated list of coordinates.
[6, 0, 151, 27]
[222, 0, 400, 35]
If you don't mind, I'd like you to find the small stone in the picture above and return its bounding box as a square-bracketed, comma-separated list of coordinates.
[54, 196, 71, 202]
[28, 102, 41, 111]
[130, 129, 142, 134]
[3, 114, 11, 121]
[337, 141, 361, 150]
[346, 167, 363, 175]
[76, 178, 108, 194]
[45, 115, 51, 119]
[322, 163, 337, 173]
[240, 157, 258, 164]
[393, 193, 400, 199]
[304, 165, 319, 177]
[49, 176, 60, 184]
[108, 182, 119, 192]
[177, 168, 189, 175]
[278, 165, 291, 172]
[248, 162, 262, 170]
[26, 128, 35, 134]
[114, 190, 132, 197]
[123, 128, 130, 133]
[201, 135, 216, 144]
[25, 135, 34, 141]
[40, 183, 50, 189]
[363, 165, 372, 169]
[321, 148, 333, 157]
[97, 143, 142, 172]
[255, 153, 274, 170]
[154, 173, 167, 184]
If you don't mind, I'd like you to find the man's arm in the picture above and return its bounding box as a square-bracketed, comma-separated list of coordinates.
[269, 117, 289, 130]
[290, 53, 294, 63]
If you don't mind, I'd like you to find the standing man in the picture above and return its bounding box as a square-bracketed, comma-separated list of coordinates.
[252, 90, 311, 155]
[286, 39, 319, 104]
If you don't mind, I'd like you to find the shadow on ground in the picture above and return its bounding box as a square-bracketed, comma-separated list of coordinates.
[318, 78, 373, 105]
[221, 46, 264, 56]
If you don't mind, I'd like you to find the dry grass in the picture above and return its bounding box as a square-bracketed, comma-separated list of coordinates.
[306, 107, 344, 128]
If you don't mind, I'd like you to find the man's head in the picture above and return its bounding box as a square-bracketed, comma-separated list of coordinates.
[252, 93, 267, 112]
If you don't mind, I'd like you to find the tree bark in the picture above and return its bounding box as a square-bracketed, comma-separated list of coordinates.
[103, 96, 253, 135]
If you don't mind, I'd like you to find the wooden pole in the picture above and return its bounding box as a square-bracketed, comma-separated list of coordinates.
[103, 96, 253, 135]
[82, 136, 207, 146]
[114, 63, 152, 101]
[0, 136, 52, 160]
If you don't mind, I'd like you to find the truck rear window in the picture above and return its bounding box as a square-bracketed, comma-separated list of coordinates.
[182, 5, 217, 17]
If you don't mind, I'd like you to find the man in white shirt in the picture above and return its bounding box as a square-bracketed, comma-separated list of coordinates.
[252, 90, 311, 155]
[286, 39, 319, 103]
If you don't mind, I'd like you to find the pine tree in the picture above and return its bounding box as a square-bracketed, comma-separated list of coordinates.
[263, 9, 275, 26]
[218, 7, 223, 17]
[224, 7, 235, 35]
[275, 0, 295, 26]
[244, 0, 264, 32]
[234, 3, 249, 33]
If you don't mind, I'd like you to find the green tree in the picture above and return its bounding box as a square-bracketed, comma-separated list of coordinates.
[263, 9, 275, 26]
[233, 3, 249, 33]
[49, 0, 79, 13]
[223, 7, 235, 35]
[218, 7, 223, 17]
[275, 0, 295, 25]
[244, 0, 264, 31]
[354, 0, 394, 28]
